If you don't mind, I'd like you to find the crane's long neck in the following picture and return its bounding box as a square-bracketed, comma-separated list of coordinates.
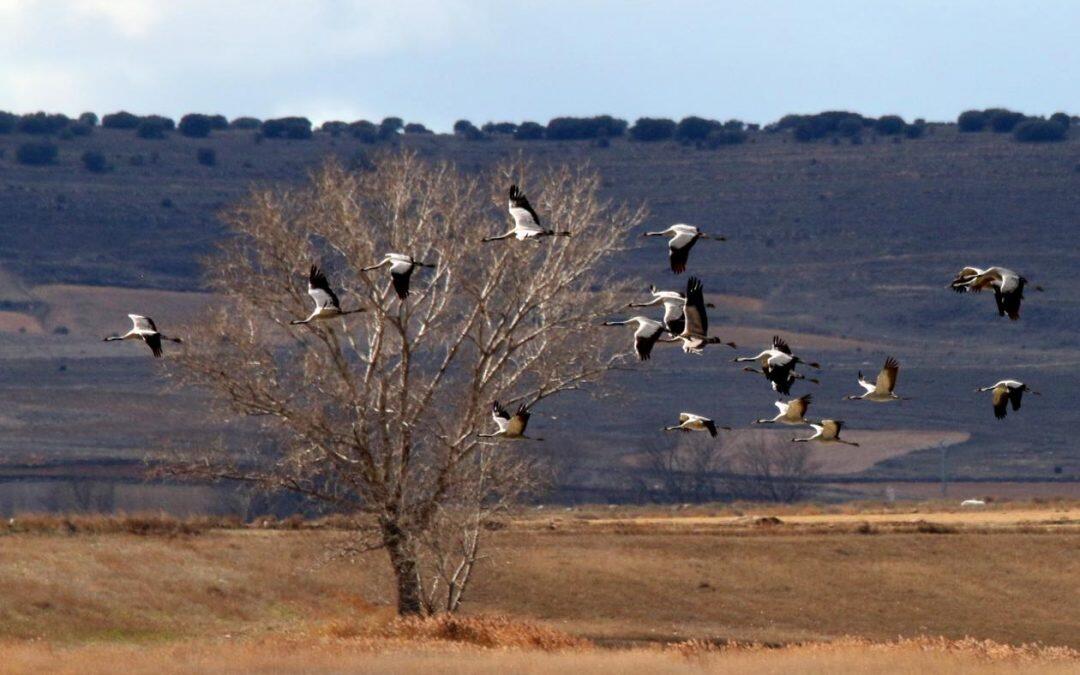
[482, 229, 516, 242]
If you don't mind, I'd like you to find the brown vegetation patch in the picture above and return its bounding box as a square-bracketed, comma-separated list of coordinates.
[704, 293, 765, 313]
[383, 614, 590, 650]
[0, 311, 43, 334]
[809, 430, 971, 474]
[31, 284, 213, 337]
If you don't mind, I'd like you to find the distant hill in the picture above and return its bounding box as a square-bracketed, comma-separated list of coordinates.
[0, 124, 1077, 501]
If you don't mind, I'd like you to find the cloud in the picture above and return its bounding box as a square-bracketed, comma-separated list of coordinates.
[69, 0, 164, 39]
[0, 64, 86, 113]
[0, 1, 485, 116]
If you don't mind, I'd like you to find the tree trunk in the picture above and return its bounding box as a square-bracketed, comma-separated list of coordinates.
[381, 520, 425, 615]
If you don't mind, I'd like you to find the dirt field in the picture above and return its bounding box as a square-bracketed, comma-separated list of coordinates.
[0, 503, 1076, 672]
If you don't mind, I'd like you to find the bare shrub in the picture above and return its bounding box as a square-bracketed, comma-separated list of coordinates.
[721, 431, 819, 503]
[634, 430, 818, 504]
[166, 151, 645, 614]
[642, 435, 725, 502]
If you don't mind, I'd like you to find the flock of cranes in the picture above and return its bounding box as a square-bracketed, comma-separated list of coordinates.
[101, 184, 1040, 446]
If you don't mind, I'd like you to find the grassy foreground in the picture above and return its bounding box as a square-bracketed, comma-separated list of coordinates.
[3, 633, 1078, 675]
[0, 502, 1076, 672]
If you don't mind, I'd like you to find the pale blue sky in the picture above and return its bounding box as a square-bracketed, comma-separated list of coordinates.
[1, 1, 1077, 130]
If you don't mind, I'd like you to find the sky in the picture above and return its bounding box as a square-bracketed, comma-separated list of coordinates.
[1, 0, 1078, 131]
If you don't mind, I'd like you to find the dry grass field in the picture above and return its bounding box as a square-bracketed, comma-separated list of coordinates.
[3, 635, 1077, 675]
[0, 502, 1076, 672]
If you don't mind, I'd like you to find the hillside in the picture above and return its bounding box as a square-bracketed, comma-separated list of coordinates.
[0, 124, 1078, 507]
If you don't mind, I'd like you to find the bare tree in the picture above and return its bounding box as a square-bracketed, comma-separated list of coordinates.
[641, 435, 725, 502]
[168, 152, 645, 614]
[722, 431, 819, 503]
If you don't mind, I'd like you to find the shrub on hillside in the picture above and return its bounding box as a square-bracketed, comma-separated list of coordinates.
[1013, 119, 1067, 143]
[674, 116, 721, 143]
[179, 114, 213, 138]
[1049, 112, 1071, 128]
[453, 119, 485, 140]
[904, 120, 926, 139]
[81, 150, 109, 173]
[196, 147, 217, 166]
[874, 115, 906, 136]
[69, 122, 93, 137]
[230, 116, 262, 129]
[379, 117, 404, 139]
[261, 117, 312, 139]
[17, 112, 71, 135]
[957, 110, 986, 132]
[102, 111, 141, 129]
[513, 121, 545, 140]
[987, 109, 1026, 133]
[482, 121, 518, 135]
[349, 120, 380, 143]
[0, 111, 17, 134]
[837, 116, 863, 138]
[780, 111, 869, 141]
[545, 115, 627, 140]
[320, 120, 348, 135]
[403, 122, 432, 134]
[704, 128, 747, 147]
[777, 111, 867, 139]
[793, 122, 817, 142]
[629, 117, 676, 142]
[208, 114, 229, 130]
[15, 141, 58, 165]
[137, 116, 173, 139]
[78, 112, 98, 126]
